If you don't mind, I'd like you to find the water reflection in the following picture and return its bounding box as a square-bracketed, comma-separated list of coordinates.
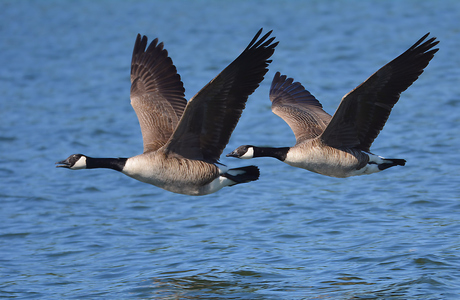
[134, 271, 383, 299]
[139, 269, 270, 299]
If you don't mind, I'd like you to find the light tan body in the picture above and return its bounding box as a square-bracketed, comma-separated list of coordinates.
[284, 140, 370, 178]
[124, 152, 222, 195]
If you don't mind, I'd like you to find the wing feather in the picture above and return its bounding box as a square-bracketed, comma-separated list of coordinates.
[130, 34, 187, 152]
[320, 33, 439, 151]
[165, 29, 278, 162]
[270, 72, 332, 143]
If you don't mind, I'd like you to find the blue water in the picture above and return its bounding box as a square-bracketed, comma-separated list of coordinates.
[1, 0, 459, 298]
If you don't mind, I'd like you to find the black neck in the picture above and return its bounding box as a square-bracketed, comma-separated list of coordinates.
[254, 146, 289, 161]
[86, 157, 127, 172]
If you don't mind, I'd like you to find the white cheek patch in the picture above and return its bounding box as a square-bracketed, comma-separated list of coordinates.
[72, 156, 87, 170]
[240, 147, 254, 159]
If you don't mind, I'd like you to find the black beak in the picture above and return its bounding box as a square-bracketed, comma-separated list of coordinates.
[226, 151, 238, 158]
[55, 159, 71, 168]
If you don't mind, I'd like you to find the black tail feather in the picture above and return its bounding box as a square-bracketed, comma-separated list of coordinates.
[379, 158, 406, 170]
[224, 166, 260, 185]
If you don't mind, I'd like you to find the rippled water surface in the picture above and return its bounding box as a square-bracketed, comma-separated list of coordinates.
[1, 0, 460, 299]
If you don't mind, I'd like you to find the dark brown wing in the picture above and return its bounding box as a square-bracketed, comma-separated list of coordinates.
[130, 34, 187, 153]
[270, 72, 332, 143]
[320, 33, 439, 151]
[165, 29, 278, 163]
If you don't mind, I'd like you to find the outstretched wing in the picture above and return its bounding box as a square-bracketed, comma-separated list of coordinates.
[320, 33, 439, 151]
[270, 72, 332, 143]
[165, 29, 278, 163]
[130, 34, 187, 153]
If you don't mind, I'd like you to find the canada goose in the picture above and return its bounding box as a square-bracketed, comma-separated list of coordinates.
[57, 29, 278, 195]
[227, 33, 438, 178]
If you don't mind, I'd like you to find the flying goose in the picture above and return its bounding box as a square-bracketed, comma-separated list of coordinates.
[227, 33, 438, 178]
[57, 29, 278, 195]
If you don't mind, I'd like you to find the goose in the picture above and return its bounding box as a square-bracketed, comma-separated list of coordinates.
[56, 29, 278, 195]
[227, 33, 438, 178]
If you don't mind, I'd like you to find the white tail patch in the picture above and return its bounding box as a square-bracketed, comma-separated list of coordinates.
[367, 153, 386, 164]
[348, 153, 384, 176]
[227, 168, 247, 176]
[205, 167, 238, 194]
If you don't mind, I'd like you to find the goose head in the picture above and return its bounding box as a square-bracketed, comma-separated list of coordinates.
[56, 154, 87, 170]
[227, 145, 255, 159]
